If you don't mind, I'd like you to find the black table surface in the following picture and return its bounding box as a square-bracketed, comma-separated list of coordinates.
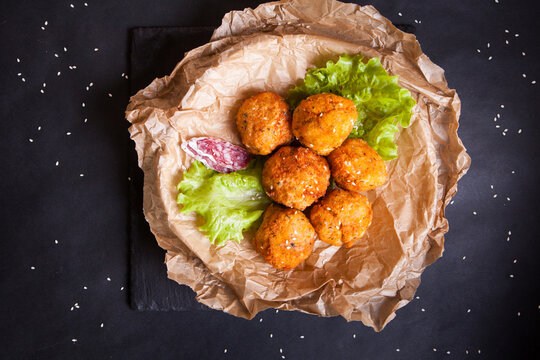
[1, 1, 539, 359]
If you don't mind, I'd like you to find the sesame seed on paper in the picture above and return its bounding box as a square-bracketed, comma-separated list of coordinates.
[71, 339, 77, 343]
[106, 277, 111, 281]
[100, 323, 104, 328]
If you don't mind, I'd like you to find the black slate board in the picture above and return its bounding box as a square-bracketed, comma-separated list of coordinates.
[128, 24, 417, 312]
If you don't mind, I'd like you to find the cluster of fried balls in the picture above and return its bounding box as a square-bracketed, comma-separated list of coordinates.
[236, 92, 388, 270]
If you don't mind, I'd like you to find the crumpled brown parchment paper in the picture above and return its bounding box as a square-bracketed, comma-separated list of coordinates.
[125, 0, 470, 331]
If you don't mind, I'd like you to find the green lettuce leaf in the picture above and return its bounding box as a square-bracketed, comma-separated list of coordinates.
[288, 54, 416, 160]
[176, 158, 270, 246]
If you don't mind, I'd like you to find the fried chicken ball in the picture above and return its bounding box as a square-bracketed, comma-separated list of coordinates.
[236, 92, 294, 155]
[262, 146, 330, 210]
[292, 93, 357, 156]
[309, 189, 373, 248]
[253, 204, 316, 270]
[327, 138, 387, 192]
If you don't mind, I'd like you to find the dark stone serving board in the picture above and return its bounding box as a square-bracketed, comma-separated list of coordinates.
[128, 24, 416, 311]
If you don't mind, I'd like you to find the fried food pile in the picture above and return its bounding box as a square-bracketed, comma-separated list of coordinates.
[236, 92, 388, 270]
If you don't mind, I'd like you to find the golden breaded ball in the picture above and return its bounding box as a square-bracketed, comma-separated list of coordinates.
[253, 204, 316, 270]
[327, 138, 387, 192]
[236, 92, 294, 155]
[292, 93, 357, 156]
[262, 146, 330, 210]
[309, 189, 373, 248]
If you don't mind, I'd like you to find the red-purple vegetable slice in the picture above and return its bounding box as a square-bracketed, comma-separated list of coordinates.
[181, 137, 252, 173]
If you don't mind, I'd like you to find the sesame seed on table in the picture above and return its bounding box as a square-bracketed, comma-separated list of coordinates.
[0, 0, 539, 359]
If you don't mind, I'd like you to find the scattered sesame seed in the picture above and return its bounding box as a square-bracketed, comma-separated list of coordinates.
[40, 89, 44, 94]
[84, 118, 88, 123]
[270, 333, 273, 338]
[72, 339, 77, 343]
[506, 197, 511, 201]
[38, 126, 41, 131]
[100, 323, 104, 328]
[522, 51, 526, 56]
[487, 42, 490, 48]
[518, 129, 522, 134]
[513, 259, 517, 263]
[66, 132, 71, 135]
[259, 318, 263, 322]
[396, 349, 400, 352]
[17, 72, 21, 76]
[16, 58, 20, 63]
[29, 138, 33, 142]
[70, 4, 74, 8]
[514, 33, 519, 37]
[473, 211, 477, 215]
[500, 104, 505, 108]
[55, 161, 59, 166]
[466, 350, 469, 354]
[57, 71, 61, 76]
[224, 349, 227, 353]
[82, 103, 85, 107]
[108, 93, 112, 97]
[421, 308, 426, 312]
[433, 348, 437, 352]
[511, 170, 515, 174]
[462, 256, 466, 260]
[450, 200, 454, 205]
[80, 174, 84, 177]
[522, 73, 527, 78]
[83, 286, 87, 289]
[41, 26, 45, 30]
[300, 335, 304, 339]
[22, 78, 26, 82]
[30, 266, 35, 270]
[467, 309, 471, 313]
[398, 12, 402, 16]
[496, 125, 500, 128]
[415, 296, 420, 299]
[505, 29, 509, 33]
[505, 40, 509, 45]
[353, 334, 356, 338]
[508, 230, 512, 235]
[54, 53, 59, 58]
[64, 47, 67, 52]
[509, 274, 514, 278]
[280, 349, 283, 353]
[476, 49, 481, 53]
[446, 351, 451, 354]
[106, 277, 111, 281]
[89, 82, 93, 87]
[84, 2, 88, 6]
[532, 80, 537, 84]
[94, 48, 99, 51]
[493, 194, 497, 198]
[488, 56, 493, 60]
[120, 286, 124, 291]
[54, 239, 58, 244]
